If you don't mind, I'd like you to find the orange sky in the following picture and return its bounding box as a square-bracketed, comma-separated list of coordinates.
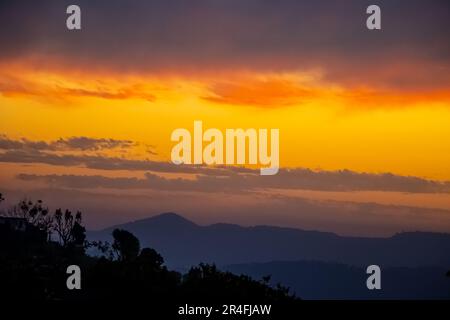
[1, 65, 449, 181]
[1, 0, 450, 235]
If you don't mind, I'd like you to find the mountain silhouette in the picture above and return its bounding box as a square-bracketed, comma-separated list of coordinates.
[88, 213, 450, 270]
[225, 261, 450, 299]
[107, 212, 198, 231]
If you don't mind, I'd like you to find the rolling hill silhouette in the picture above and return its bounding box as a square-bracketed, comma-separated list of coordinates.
[225, 261, 450, 299]
[88, 213, 450, 270]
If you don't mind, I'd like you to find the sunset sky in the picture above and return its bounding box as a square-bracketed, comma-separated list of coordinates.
[1, 0, 449, 236]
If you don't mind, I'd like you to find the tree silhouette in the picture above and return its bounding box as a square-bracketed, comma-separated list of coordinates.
[88, 240, 114, 259]
[0, 193, 4, 216]
[71, 218, 86, 247]
[7, 198, 53, 238]
[138, 247, 164, 268]
[0, 195, 300, 304]
[54, 208, 85, 248]
[2, 197, 86, 248]
[112, 229, 140, 261]
[181, 263, 294, 303]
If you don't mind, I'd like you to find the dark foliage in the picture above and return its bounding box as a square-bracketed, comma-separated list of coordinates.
[0, 195, 298, 304]
[180, 263, 293, 303]
[112, 229, 140, 261]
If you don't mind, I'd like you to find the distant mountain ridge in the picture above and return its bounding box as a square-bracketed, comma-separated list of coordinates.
[225, 261, 450, 299]
[88, 213, 450, 269]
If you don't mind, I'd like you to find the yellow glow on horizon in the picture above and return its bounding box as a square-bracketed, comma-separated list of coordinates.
[1, 67, 450, 181]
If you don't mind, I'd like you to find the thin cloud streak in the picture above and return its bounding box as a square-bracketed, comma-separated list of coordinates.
[16, 170, 450, 194]
[0, 135, 139, 152]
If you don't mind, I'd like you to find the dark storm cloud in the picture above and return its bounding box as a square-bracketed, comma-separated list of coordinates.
[0, 0, 449, 88]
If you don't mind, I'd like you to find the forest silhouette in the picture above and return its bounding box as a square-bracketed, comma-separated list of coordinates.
[0, 193, 299, 307]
